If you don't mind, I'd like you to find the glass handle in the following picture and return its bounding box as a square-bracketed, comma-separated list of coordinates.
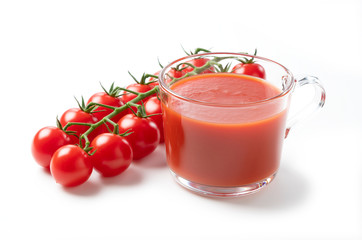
[285, 76, 326, 138]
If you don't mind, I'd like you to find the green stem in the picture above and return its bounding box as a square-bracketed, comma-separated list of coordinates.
[80, 85, 159, 149]
[194, 48, 211, 54]
[117, 87, 142, 96]
[66, 55, 238, 152]
[87, 102, 117, 110]
[103, 118, 118, 134]
[169, 56, 237, 85]
[63, 122, 93, 131]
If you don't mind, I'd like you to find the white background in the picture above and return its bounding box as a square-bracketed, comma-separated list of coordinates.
[1, 0, 361, 239]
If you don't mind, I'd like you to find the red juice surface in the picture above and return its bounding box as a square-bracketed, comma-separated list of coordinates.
[162, 73, 288, 186]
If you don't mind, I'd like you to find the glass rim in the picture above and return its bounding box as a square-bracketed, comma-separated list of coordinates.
[158, 52, 296, 107]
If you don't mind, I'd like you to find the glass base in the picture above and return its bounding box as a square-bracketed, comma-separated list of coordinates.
[170, 171, 277, 198]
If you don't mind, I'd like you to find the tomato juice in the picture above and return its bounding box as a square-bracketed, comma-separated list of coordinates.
[161, 73, 288, 187]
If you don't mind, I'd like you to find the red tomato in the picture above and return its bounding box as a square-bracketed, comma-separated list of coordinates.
[168, 68, 185, 79]
[89, 133, 133, 177]
[182, 58, 214, 75]
[149, 69, 185, 86]
[144, 96, 164, 143]
[87, 92, 126, 134]
[31, 126, 72, 168]
[120, 84, 152, 104]
[147, 71, 160, 88]
[59, 108, 99, 144]
[232, 63, 266, 79]
[50, 145, 93, 187]
[165, 68, 185, 84]
[117, 114, 160, 160]
[120, 83, 153, 114]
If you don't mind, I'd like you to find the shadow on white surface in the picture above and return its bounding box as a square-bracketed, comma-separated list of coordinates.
[53, 165, 144, 196]
[99, 167, 143, 186]
[208, 164, 310, 210]
[41, 167, 52, 176]
[38, 166, 103, 196]
[133, 144, 168, 168]
[63, 180, 102, 197]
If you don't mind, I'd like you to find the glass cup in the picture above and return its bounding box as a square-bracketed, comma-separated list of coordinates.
[158, 52, 326, 197]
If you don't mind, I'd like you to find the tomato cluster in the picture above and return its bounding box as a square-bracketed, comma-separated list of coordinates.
[147, 55, 215, 85]
[31, 47, 266, 188]
[32, 80, 162, 187]
[147, 48, 265, 87]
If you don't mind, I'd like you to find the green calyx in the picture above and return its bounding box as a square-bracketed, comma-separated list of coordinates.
[128, 71, 158, 85]
[144, 73, 159, 86]
[92, 115, 132, 138]
[173, 62, 193, 72]
[182, 46, 211, 56]
[76, 85, 159, 150]
[56, 117, 78, 138]
[74, 96, 97, 114]
[237, 49, 258, 64]
[168, 56, 237, 85]
[157, 57, 164, 69]
[101, 82, 122, 97]
[127, 101, 148, 118]
[214, 62, 232, 73]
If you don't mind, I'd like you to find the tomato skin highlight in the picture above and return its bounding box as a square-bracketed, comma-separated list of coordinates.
[59, 108, 99, 144]
[117, 114, 160, 160]
[87, 92, 126, 134]
[50, 145, 93, 187]
[232, 63, 266, 79]
[90, 133, 133, 177]
[31, 127, 72, 168]
[144, 96, 164, 143]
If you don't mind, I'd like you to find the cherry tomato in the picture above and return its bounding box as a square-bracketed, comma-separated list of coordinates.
[120, 83, 153, 114]
[117, 114, 160, 160]
[165, 68, 185, 84]
[31, 126, 72, 168]
[147, 71, 160, 88]
[89, 133, 133, 177]
[50, 145, 93, 187]
[182, 58, 214, 74]
[144, 96, 164, 143]
[168, 68, 185, 79]
[149, 69, 184, 86]
[59, 108, 99, 144]
[232, 63, 266, 79]
[87, 92, 126, 134]
[120, 84, 152, 104]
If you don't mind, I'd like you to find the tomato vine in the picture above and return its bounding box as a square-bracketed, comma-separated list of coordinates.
[64, 85, 159, 151]
[57, 53, 257, 153]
